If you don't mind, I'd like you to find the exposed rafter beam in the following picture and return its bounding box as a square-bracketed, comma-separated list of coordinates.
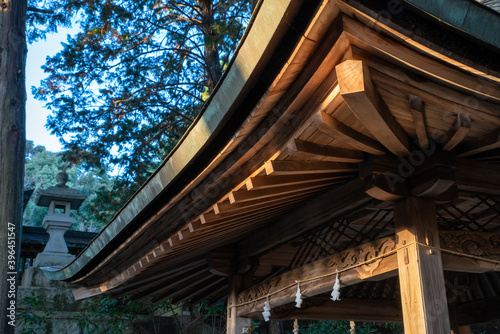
[229, 179, 340, 203]
[443, 113, 471, 151]
[287, 138, 364, 163]
[246, 172, 354, 190]
[265, 160, 358, 175]
[336, 59, 410, 156]
[213, 188, 326, 214]
[408, 94, 429, 148]
[237, 178, 370, 258]
[454, 159, 500, 195]
[458, 129, 500, 157]
[312, 110, 386, 155]
[174, 279, 228, 305]
[171, 277, 227, 304]
[148, 270, 214, 302]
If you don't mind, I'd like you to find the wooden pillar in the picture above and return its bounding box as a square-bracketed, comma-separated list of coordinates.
[227, 275, 252, 334]
[394, 197, 451, 334]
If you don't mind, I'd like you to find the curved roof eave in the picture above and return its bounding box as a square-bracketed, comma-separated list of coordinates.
[403, 0, 500, 51]
[43, 0, 306, 282]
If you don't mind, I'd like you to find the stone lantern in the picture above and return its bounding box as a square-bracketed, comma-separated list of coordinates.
[34, 171, 87, 267]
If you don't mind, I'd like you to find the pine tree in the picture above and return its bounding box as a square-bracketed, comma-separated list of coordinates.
[34, 0, 253, 223]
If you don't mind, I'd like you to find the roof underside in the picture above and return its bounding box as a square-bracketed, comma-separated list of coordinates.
[45, 0, 500, 317]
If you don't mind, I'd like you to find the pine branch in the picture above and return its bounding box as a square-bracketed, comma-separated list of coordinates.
[27, 6, 55, 14]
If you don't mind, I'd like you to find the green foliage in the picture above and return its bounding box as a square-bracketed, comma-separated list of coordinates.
[18, 293, 53, 334]
[32, 0, 254, 222]
[78, 296, 142, 334]
[77, 296, 226, 334]
[24, 140, 115, 230]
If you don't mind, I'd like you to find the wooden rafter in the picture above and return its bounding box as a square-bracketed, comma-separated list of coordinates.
[336, 59, 410, 155]
[342, 15, 500, 103]
[287, 138, 364, 162]
[246, 172, 354, 190]
[238, 178, 370, 258]
[312, 110, 386, 155]
[213, 187, 328, 214]
[408, 94, 429, 148]
[229, 179, 341, 204]
[265, 160, 358, 175]
[443, 113, 471, 151]
[458, 129, 500, 157]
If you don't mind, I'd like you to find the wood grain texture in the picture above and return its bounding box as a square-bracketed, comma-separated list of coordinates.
[312, 110, 386, 154]
[394, 197, 451, 334]
[287, 138, 364, 162]
[443, 113, 471, 151]
[336, 59, 410, 155]
[236, 236, 398, 317]
[409, 94, 429, 148]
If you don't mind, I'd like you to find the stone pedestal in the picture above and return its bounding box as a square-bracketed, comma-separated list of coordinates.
[34, 201, 77, 267]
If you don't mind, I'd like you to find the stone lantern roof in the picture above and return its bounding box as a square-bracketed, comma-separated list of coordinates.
[36, 171, 86, 210]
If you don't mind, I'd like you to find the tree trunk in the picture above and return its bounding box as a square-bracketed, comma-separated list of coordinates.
[0, 0, 27, 332]
[199, 0, 223, 93]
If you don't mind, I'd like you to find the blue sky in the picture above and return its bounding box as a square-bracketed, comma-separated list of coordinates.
[26, 28, 74, 153]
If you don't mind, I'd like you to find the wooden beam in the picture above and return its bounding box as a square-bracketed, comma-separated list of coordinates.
[228, 276, 251, 334]
[140, 268, 211, 302]
[342, 15, 500, 102]
[336, 59, 410, 156]
[175, 279, 227, 305]
[455, 158, 500, 195]
[394, 197, 451, 334]
[467, 147, 500, 161]
[265, 160, 358, 175]
[214, 187, 328, 214]
[411, 166, 456, 199]
[209, 246, 237, 277]
[458, 129, 500, 157]
[237, 178, 371, 258]
[229, 179, 340, 204]
[443, 113, 471, 151]
[408, 94, 429, 148]
[287, 138, 364, 163]
[268, 296, 402, 322]
[236, 236, 399, 317]
[312, 110, 386, 155]
[246, 172, 354, 190]
[365, 174, 409, 202]
[111, 259, 208, 297]
[171, 277, 226, 304]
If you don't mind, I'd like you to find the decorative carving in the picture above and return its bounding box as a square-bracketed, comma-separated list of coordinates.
[238, 236, 397, 305]
[238, 276, 281, 305]
[439, 230, 500, 259]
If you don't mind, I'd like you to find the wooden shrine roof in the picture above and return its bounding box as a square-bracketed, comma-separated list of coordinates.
[44, 0, 500, 317]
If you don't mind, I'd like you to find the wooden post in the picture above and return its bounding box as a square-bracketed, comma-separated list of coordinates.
[394, 197, 451, 334]
[227, 275, 252, 334]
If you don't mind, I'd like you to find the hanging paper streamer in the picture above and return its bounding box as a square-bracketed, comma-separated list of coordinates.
[295, 280, 303, 308]
[262, 297, 271, 322]
[331, 271, 341, 301]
